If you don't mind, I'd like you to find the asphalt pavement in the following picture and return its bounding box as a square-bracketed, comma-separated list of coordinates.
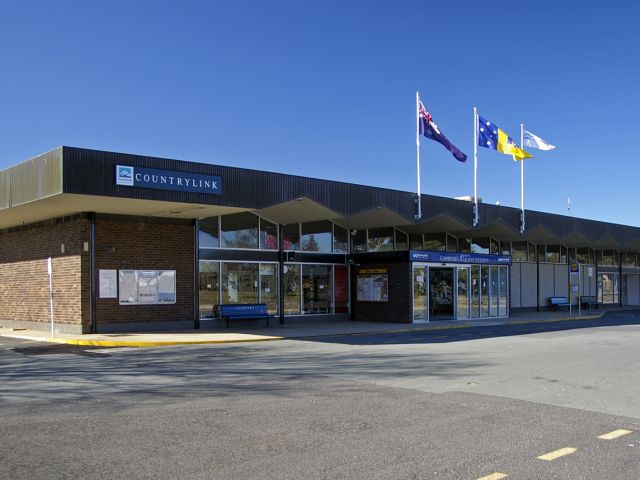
[1, 311, 639, 479]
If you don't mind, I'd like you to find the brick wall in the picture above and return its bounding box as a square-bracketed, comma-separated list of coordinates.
[0, 216, 91, 333]
[352, 261, 413, 323]
[94, 218, 195, 331]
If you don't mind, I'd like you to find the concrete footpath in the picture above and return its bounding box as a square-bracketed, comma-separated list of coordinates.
[0, 308, 621, 348]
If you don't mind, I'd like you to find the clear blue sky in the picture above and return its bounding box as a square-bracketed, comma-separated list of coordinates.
[1, 1, 639, 226]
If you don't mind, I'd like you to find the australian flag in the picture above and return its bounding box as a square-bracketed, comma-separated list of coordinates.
[419, 101, 467, 162]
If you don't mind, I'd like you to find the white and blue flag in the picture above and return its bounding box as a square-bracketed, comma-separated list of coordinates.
[523, 130, 556, 151]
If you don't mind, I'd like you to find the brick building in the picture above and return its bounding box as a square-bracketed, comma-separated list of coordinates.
[1, 147, 639, 334]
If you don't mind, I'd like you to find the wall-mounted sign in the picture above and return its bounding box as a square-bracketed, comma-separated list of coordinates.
[410, 250, 512, 266]
[569, 261, 580, 273]
[99, 269, 118, 298]
[356, 273, 389, 302]
[116, 165, 222, 195]
[358, 268, 387, 274]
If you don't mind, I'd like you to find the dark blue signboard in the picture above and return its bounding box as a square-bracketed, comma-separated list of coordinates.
[115, 165, 222, 195]
[410, 250, 512, 266]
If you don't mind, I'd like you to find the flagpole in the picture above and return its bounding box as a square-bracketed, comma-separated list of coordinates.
[520, 123, 525, 233]
[415, 91, 422, 220]
[473, 106, 478, 226]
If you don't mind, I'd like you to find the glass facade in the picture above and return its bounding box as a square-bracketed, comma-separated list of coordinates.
[301, 221, 332, 252]
[598, 272, 619, 304]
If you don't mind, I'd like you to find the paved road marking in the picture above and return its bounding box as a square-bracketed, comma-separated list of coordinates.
[598, 429, 633, 440]
[434, 336, 448, 339]
[476, 473, 507, 480]
[537, 447, 577, 461]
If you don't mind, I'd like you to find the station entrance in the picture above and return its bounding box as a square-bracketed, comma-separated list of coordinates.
[412, 262, 509, 323]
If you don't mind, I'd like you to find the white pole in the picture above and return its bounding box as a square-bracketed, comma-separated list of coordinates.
[473, 107, 479, 226]
[520, 123, 525, 233]
[415, 91, 422, 220]
[47, 257, 55, 338]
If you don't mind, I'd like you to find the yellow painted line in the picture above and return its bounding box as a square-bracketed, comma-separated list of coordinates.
[598, 429, 633, 440]
[476, 473, 507, 480]
[537, 447, 577, 461]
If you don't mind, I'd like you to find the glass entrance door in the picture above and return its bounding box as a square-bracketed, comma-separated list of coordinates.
[429, 268, 454, 320]
[457, 267, 469, 319]
[413, 266, 427, 322]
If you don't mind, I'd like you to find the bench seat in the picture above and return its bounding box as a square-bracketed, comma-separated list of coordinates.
[548, 296, 571, 310]
[218, 303, 272, 328]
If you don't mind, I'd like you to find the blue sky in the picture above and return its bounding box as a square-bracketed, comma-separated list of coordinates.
[1, 1, 639, 226]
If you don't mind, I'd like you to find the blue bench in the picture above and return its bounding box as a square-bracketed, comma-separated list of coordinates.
[218, 303, 272, 328]
[548, 296, 571, 310]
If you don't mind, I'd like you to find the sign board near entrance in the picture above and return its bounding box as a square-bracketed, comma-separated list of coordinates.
[410, 250, 512, 266]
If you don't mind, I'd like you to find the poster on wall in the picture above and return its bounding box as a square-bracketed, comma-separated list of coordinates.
[356, 271, 389, 302]
[98, 269, 118, 298]
[119, 270, 176, 305]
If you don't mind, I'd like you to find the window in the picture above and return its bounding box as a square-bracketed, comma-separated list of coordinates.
[446, 233, 458, 253]
[333, 224, 349, 253]
[623, 253, 638, 267]
[284, 264, 300, 314]
[471, 238, 490, 255]
[301, 220, 332, 252]
[302, 265, 332, 314]
[490, 238, 500, 254]
[221, 212, 259, 249]
[352, 230, 367, 253]
[198, 261, 219, 318]
[221, 263, 258, 304]
[560, 245, 568, 264]
[259, 218, 278, 250]
[537, 245, 546, 263]
[410, 234, 423, 250]
[283, 224, 300, 251]
[460, 238, 472, 253]
[527, 242, 537, 262]
[546, 245, 560, 263]
[599, 250, 618, 266]
[424, 233, 446, 251]
[199, 216, 219, 248]
[512, 242, 527, 262]
[368, 227, 394, 252]
[577, 248, 591, 264]
[395, 229, 409, 251]
[501, 241, 511, 256]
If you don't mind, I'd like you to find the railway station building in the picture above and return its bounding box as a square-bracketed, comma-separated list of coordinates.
[1, 147, 639, 334]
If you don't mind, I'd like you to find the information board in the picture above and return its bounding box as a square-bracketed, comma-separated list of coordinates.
[99, 269, 118, 298]
[119, 270, 176, 305]
[356, 273, 389, 302]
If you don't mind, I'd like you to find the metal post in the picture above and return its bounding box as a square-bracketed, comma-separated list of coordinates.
[520, 123, 525, 233]
[473, 107, 479, 226]
[415, 91, 422, 220]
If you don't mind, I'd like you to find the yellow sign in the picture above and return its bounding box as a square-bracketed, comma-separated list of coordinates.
[358, 268, 387, 274]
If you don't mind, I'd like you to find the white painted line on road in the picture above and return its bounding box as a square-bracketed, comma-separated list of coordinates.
[476, 473, 507, 480]
[598, 429, 633, 440]
[537, 447, 577, 461]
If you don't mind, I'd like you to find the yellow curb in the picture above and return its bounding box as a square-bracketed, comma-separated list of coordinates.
[508, 313, 604, 326]
[42, 336, 285, 348]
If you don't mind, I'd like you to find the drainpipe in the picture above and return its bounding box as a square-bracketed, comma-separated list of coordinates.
[90, 213, 97, 334]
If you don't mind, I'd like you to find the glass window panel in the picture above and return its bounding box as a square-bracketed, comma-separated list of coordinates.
[457, 268, 468, 319]
[283, 264, 300, 315]
[538, 245, 546, 263]
[601, 250, 614, 266]
[546, 245, 560, 263]
[368, 227, 395, 252]
[259, 218, 278, 250]
[333, 224, 349, 253]
[302, 265, 332, 314]
[221, 263, 258, 305]
[472, 238, 490, 255]
[413, 266, 427, 321]
[283, 224, 300, 251]
[501, 241, 511, 256]
[221, 213, 259, 249]
[446, 234, 458, 253]
[577, 248, 590, 264]
[512, 242, 527, 262]
[198, 217, 219, 248]
[480, 266, 489, 317]
[424, 233, 446, 251]
[259, 263, 278, 315]
[490, 238, 500, 254]
[395, 230, 409, 251]
[352, 230, 367, 253]
[460, 238, 472, 253]
[410, 234, 424, 250]
[301, 220, 332, 252]
[527, 242, 537, 262]
[499, 266, 508, 316]
[470, 266, 480, 318]
[334, 265, 349, 313]
[560, 245, 568, 264]
[598, 272, 619, 304]
[490, 266, 499, 317]
[198, 261, 219, 318]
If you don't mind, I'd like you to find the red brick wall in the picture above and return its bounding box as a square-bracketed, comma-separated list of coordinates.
[0, 216, 91, 333]
[94, 219, 195, 330]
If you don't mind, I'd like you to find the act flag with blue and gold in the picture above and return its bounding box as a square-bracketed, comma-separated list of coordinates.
[477, 115, 532, 161]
